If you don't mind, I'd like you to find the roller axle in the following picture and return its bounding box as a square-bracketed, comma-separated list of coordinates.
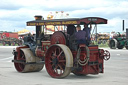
[12, 60, 45, 65]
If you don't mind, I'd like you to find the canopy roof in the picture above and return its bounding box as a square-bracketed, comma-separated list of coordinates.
[27, 17, 107, 26]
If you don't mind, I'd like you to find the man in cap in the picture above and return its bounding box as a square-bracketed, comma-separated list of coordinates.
[83, 23, 92, 45]
[75, 25, 87, 45]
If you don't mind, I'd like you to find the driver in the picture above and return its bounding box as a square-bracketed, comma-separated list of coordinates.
[75, 25, 87, 45]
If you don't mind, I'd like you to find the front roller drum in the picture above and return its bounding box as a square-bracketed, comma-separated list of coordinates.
[45, 44, 73, 78]
[14, 48, 44, 72]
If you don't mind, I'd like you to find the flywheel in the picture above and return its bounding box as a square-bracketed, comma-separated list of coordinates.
[51, 31, 67, 45]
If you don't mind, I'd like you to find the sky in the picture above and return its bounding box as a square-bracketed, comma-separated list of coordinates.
[0, 0, 128, 33]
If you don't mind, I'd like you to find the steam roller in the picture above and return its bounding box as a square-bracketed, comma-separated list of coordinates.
[12, 15, 110, 78]
[109, 31, 128, 49]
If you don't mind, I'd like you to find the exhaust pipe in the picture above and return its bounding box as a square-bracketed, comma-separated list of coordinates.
[123, 20, 125, 31]
[126, 29, 128, 40]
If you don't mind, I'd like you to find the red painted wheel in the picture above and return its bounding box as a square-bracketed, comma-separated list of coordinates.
[14, 50, 25, 72]
[45, 44, 73, 78]
[103, 50, 110, 60]
[51, 31, 67, 45]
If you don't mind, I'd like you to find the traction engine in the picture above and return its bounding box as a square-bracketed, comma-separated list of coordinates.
[12, 16, 110, 78]
[109, 32, 128, 49]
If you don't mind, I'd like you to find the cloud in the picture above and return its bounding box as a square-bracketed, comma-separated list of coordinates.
[70, 1, 128, 19]
[0, 0, 128, 32]
[0, 0, 23, 10]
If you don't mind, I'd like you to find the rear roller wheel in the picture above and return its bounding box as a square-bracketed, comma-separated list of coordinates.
[45, 44, 73, 78]
[14, 48, 44, 72]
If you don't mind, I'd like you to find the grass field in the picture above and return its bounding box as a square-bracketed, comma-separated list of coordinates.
[0, 43, 18, 46]
[99, 43, 109, 47]
[91, 41, 109, 48]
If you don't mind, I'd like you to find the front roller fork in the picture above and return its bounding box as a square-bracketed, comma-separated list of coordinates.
[12, 46, 44, 72]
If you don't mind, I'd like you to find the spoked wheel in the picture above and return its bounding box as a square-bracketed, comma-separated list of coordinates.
[14, 48, 44, 72]
[45, 44, 73, 78]
[109, 39, 117, 49]
[103, 50, 110, 60]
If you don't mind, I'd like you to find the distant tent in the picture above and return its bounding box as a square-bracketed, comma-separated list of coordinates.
[18, 29, 30, 35]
